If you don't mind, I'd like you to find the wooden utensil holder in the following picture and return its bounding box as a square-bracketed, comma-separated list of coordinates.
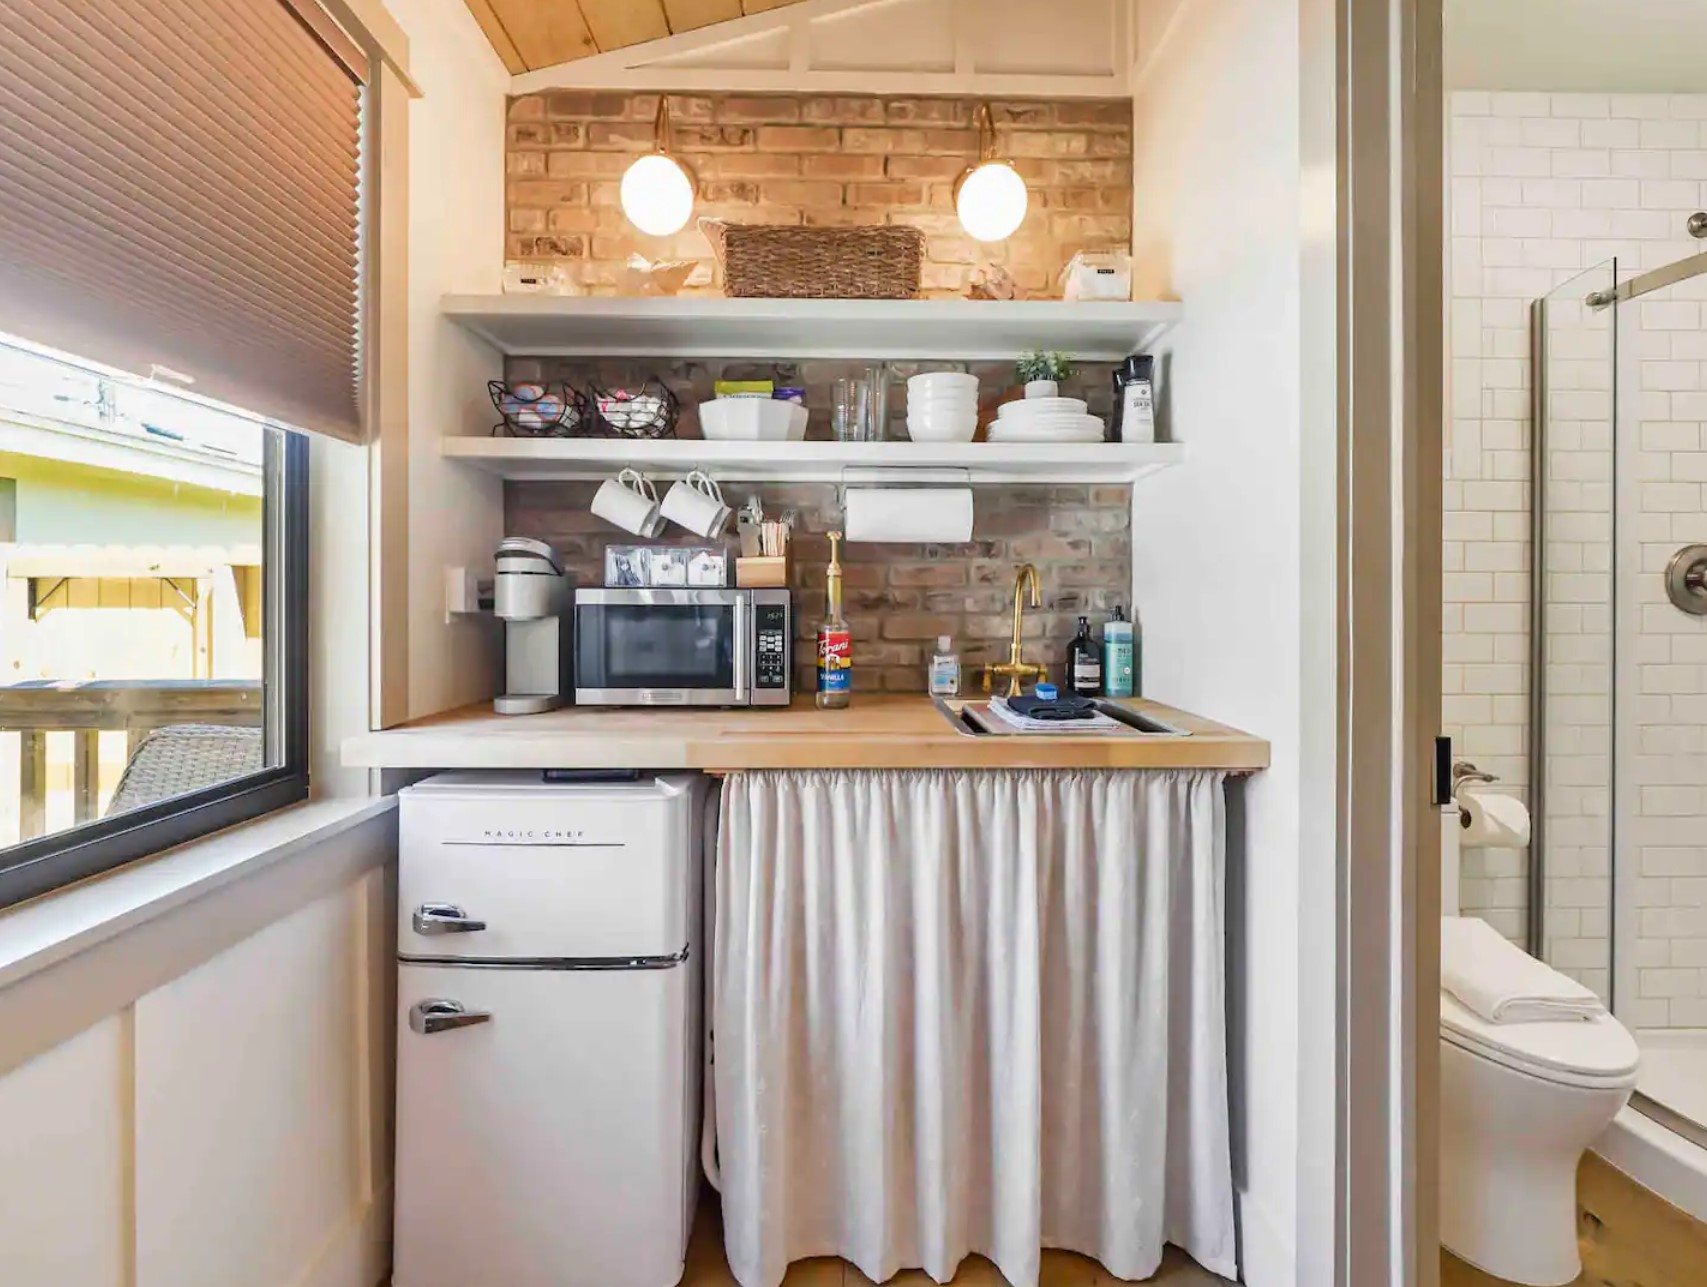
[736, 556, 790, 588]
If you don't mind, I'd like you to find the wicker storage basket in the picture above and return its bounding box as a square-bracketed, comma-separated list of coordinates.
[701, 218, 923, 300]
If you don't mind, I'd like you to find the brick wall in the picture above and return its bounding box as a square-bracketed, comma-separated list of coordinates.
[502, 357, 1131, 695]
[505, 91, 1132, 297]
[1447, 88, 1707, 1017]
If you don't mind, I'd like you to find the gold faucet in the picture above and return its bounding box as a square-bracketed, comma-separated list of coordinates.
[984, 563, 1048, 697]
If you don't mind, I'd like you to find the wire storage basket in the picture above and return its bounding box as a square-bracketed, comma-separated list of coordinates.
[488, 381, 587, 437]
[591, 380, 679, 439]
[700, 218, 924, 300]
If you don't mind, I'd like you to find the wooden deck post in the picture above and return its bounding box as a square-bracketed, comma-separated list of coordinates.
[72, 729, 100, 824]
[18, 730, 45, 840]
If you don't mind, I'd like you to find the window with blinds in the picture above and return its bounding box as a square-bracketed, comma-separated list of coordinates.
[0, 0, 368, 442]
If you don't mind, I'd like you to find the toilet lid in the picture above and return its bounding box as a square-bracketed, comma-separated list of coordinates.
[1440, 992, 1639, 1086]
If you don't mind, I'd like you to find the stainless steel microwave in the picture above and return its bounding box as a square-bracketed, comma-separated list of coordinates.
[573, 588, 792, 707]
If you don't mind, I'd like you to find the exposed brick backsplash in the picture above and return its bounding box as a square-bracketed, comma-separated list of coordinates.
[502, 356, 1131, 695]
[505, 91, 1133, 298]
[507, 479, 1131, 695]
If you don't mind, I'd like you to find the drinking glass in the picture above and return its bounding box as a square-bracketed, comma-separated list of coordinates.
[863, 364, 890, 441]
[832, 378, 870, 442]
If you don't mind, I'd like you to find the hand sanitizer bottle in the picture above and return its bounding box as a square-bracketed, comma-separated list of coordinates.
[928, 635, 961, 697]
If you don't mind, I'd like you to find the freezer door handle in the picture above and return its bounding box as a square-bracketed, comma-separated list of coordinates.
[412, 903, 488, 935]
[409, 998, 492, 1036]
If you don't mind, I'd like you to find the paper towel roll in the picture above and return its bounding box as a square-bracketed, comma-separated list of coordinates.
[843, 487, 974, 544]
[1458, 790, 1531, 848]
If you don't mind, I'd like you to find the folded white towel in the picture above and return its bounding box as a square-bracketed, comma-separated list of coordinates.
[1441, 917, 1606, 1024]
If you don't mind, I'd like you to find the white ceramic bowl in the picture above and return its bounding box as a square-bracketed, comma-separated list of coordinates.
[698, 398, 808, 441]
[907, 396, 978, 417]
[907, 414, 977, 443]
[907, 372, 979, 396]
[906, 401, 978, 423]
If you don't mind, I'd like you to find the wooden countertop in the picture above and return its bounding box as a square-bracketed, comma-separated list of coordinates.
[342, 695, 1269, 773]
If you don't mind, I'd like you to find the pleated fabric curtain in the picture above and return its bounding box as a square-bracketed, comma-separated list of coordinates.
[0, 0, 367, 442]
[711, 769, 1237, 1287]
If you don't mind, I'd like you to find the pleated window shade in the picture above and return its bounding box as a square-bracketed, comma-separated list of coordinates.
[0, 0, 368, 442]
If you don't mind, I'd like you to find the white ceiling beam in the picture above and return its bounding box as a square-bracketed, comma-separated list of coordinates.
[511, 0, 1131, 98]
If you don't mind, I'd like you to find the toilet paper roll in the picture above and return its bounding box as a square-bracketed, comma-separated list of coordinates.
[1458, 790, 1531, 848]
[843, 487, 974, 544]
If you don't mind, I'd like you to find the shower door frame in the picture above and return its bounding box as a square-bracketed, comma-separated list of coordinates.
[1528, 260, 1621, 993]
[1529, 296, 1549, 960]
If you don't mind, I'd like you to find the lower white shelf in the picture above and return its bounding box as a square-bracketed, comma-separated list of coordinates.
[441, 436, 1184, 484]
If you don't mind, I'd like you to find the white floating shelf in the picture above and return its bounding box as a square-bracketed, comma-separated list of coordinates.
[443, 436, 1184, 485]
[443, 295, 1181, 361]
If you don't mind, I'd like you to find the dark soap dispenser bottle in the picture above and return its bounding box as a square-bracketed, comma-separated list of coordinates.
[1067, 616, 1102, 697]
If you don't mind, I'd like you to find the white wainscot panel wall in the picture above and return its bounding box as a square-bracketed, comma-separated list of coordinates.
[0, 866, 393, 1287]
[0, 1016, 128, 1286]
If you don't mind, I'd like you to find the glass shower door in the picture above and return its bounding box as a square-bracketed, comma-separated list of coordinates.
[1532, 228, 1707, 1140]
[1609, 262, 1707, 1036]
[1532, 259, 1618, 1004]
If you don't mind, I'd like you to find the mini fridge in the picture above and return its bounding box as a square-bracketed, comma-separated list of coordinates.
[392, 771, 710, 1287]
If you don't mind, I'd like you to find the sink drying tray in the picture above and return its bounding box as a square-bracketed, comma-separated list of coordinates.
[934, 698, 1192, 739]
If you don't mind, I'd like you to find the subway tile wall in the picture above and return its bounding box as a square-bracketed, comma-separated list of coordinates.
[1448, 90, 1707, 1019]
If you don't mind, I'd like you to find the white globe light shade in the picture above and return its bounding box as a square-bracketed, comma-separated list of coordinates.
[955, 161, 1028, 242]
[620, 153, 696, 237]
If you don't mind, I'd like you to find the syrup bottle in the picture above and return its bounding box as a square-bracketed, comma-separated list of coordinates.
[816, 530, 852, 709]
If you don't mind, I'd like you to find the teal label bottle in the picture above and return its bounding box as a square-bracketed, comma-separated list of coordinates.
[1103, 607, 1135, 698]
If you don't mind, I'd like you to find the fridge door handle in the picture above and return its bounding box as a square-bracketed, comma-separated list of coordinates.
[409, 998, 492, 1035]
[412, 903, 488, 935]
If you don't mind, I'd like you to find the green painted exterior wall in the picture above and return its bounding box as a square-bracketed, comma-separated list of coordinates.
[0, 452, 262, 547]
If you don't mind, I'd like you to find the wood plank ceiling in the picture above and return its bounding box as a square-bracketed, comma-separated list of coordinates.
[464, 0, 813, 73]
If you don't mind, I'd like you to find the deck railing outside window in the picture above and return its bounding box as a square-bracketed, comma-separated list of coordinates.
[0, 336, 307, 905]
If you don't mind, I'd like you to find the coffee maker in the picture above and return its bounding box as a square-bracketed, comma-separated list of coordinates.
[494, 537, 573, 715]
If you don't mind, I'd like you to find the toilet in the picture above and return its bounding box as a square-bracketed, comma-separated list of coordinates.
[1438, 799, 1640, 1287]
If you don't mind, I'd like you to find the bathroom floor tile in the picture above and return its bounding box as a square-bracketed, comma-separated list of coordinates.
[1439, 1150, 1707, 1287]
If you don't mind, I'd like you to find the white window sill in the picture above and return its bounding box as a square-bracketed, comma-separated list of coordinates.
[0, 796, 396, 995]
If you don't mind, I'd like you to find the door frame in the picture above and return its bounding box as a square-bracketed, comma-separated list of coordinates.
[1336, 0, 1444, 1284]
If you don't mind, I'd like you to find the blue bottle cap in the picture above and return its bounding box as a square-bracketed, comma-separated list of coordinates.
[1034, 682, 1058, 701]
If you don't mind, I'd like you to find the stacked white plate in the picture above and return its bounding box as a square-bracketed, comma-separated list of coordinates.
[988, 396, 1106, 444]
[907, 372, 979, 443]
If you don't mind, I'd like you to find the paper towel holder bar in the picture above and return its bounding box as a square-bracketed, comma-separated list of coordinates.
[840, 467, 973, 487]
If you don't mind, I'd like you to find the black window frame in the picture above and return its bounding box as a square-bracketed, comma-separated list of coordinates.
[0, 429, 310, 909]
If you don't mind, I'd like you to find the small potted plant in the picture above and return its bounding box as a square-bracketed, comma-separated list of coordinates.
[1016, 350, 1074, 399]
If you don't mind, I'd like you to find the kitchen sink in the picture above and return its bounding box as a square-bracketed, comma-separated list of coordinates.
[931, 697, 1191, 738]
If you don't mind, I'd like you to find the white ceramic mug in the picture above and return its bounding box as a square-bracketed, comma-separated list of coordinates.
[660, 469, 731, 538]
[591, 468, 664, 537]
